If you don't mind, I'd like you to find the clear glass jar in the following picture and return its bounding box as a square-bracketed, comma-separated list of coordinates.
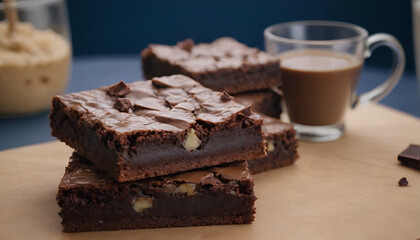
[0, 0, 71, 117]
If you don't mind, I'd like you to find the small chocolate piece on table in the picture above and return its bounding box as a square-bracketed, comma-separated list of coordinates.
[141, 37, 282, 94]
[398, 177, 409, 186]
[234, 90, 282, 118]
[50, 74, 266, 182]
[57, 152, 256, 232]
[398, 144, 420, 169]
[248, 114, 298, 174]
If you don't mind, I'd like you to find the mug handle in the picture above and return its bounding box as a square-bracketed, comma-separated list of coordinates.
[352, 33, 405, 108]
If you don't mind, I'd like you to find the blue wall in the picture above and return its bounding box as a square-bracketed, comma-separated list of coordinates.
[67, 0, 414, 70]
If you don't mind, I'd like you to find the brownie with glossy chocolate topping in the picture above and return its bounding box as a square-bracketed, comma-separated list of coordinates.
[57, 152, 256, 232]
[141, 37, 282, 94]
[50, 75, 266, 182]
[234, 90, 282, 118]
[248, 114, 298, 174]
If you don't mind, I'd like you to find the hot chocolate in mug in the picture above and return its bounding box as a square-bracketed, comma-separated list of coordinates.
[264, 21, 405, 142]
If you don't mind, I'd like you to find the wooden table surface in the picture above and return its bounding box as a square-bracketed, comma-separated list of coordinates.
[0, 104, 419, 240]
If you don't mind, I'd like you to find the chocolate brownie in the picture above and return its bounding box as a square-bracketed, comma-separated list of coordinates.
[57, 152, 256, 232]
[50, 75, 266, 182]
[141, 37, 282, 94]
[234, 90, 282, 118]
[248, 114, 298, 174]
[398, 144, 420, 169]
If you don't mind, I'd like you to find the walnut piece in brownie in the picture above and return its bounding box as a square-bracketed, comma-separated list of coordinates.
[50, 74, 266, 182]
[57, 152, 257, 232]
[141, 37, 282, 94]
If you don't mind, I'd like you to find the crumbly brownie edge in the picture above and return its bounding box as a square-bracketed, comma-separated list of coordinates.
[141, 48, 281, 94]
[50, 98, 123, 180]
[191, 62, 282, 94]
[141, 48, 189, 80]
[248, 126, 298, 174]
[61, 215, 255, 233]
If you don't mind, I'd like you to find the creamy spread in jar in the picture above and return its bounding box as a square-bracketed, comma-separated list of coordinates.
[0, 22, 70, 115]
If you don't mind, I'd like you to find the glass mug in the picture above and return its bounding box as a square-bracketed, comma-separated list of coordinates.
[264, 21, 405, 142]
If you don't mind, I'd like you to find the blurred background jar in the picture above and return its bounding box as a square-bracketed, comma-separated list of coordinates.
[0, 0, 71, 117]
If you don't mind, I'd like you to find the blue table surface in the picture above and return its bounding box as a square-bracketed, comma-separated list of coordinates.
[1, 55, 419, 151]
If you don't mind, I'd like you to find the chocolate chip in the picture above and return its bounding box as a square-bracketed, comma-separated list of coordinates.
[114, 98, 132, 112]
[107, 81, 131, 97]
[220, 91, 233, 102]
[177, 39, 194, 52]
[243, 106, 252, 116]
[398, 177, 408, 187]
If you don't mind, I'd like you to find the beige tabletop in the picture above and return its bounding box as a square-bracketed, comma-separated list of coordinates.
[0, 103, 419, 240]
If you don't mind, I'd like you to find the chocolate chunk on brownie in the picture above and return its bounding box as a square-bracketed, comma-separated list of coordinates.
[107, 81, 131, 97]
[234, 90, 282, 118]
[398, 144, 420, 169]
[50, 75, 266, 182]
[248, 114, 298, 174]
[57, 152, 256, 232]
[141, 37, 281, 94]
[113, 98, 132, 112]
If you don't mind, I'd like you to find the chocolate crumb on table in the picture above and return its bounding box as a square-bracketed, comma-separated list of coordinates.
[50, 74, 266, 182]
[398, 177, 409, 186]
[398, 144, 420, 169]
[141, 37, 282, 94]
[57, 153, 257, 232]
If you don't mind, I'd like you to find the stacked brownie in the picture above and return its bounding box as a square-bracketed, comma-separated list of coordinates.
[141, 37, 298, 173]
[141, 37, 282, 94]
[51, 75, 266, 232]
